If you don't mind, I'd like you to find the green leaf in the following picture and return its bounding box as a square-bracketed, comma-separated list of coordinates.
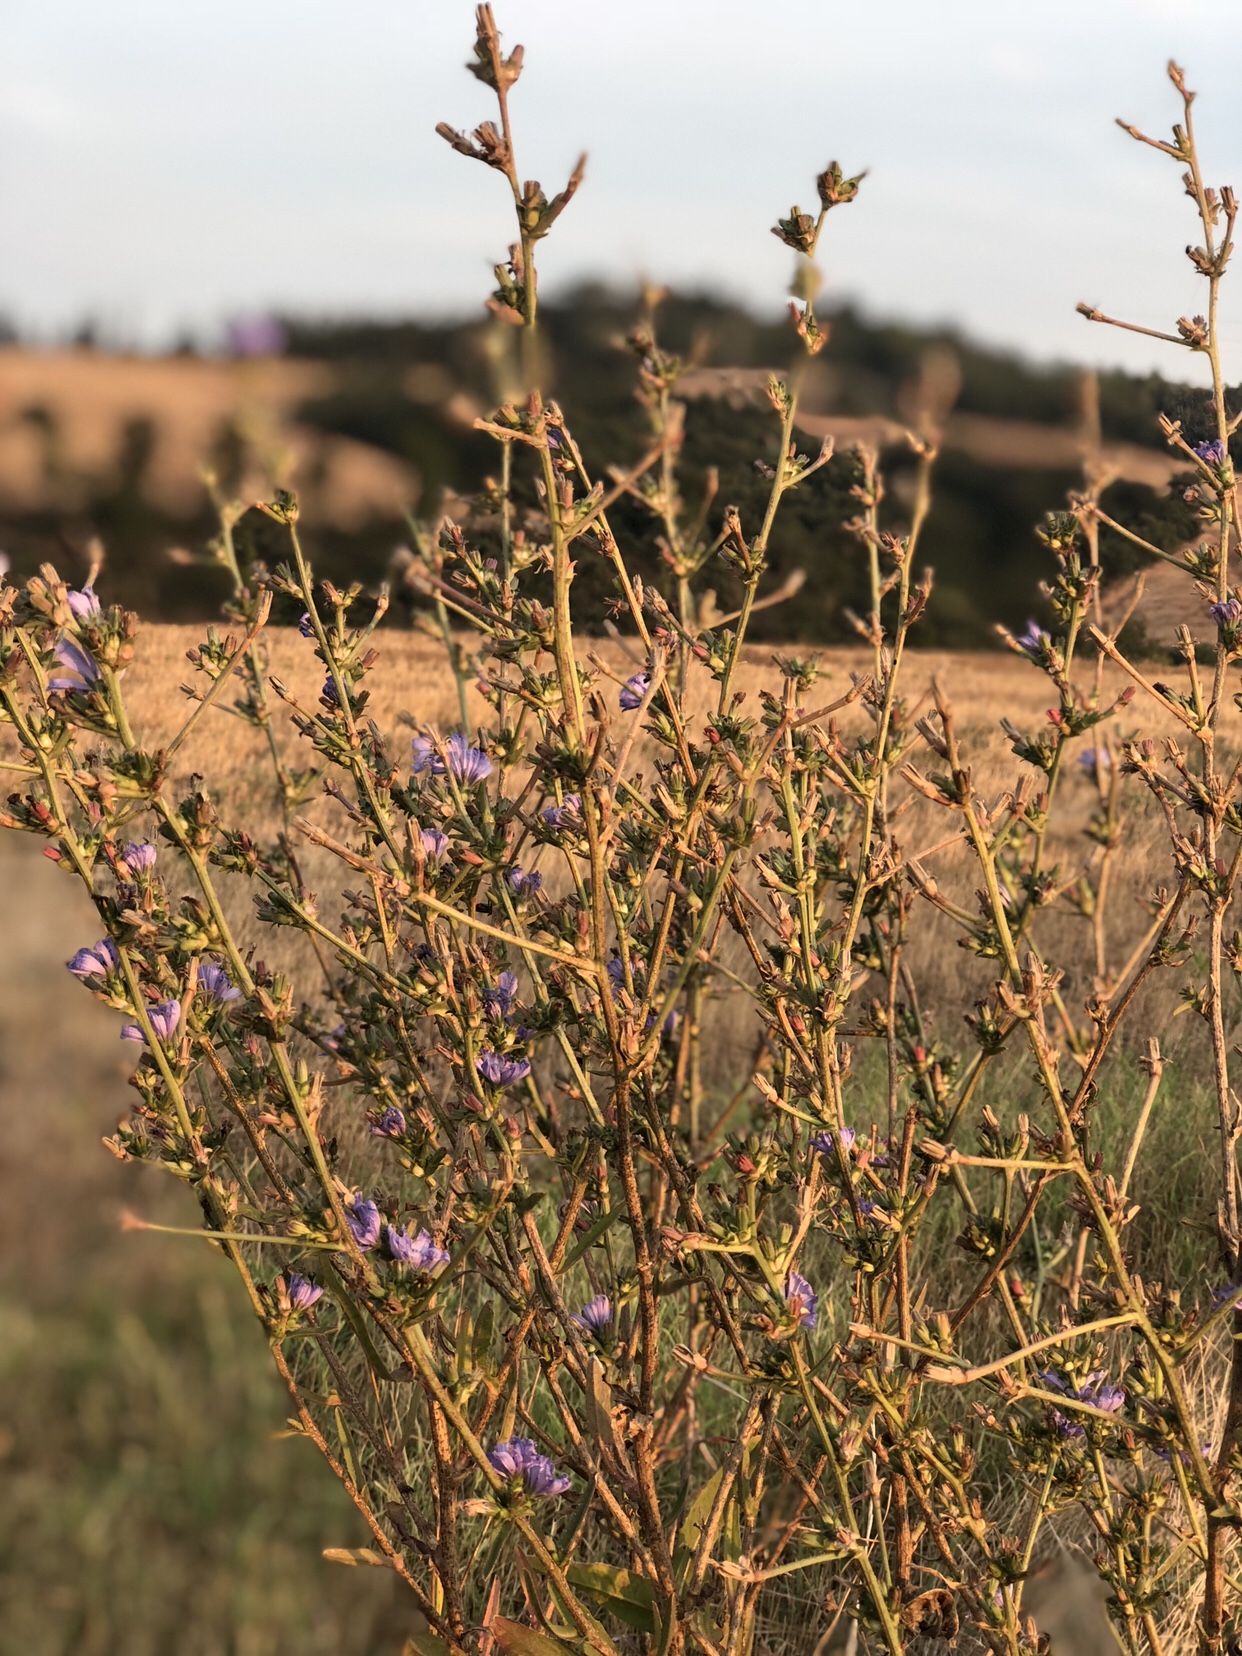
[583, 1358, 620, 1461]
[491, 1617, 578, 1656]
[566, 1563, 657, 1634]
[403, 1635, 456, 1656]
[473, 1299, 495, 1370]
[560, 1205, 622, 1271]
[679, 1466, 725, 1553]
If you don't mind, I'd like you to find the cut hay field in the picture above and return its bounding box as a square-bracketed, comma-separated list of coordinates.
[0, 627, 1220, 1655]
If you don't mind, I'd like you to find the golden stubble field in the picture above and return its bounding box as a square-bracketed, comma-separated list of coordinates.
[0, 623, 1225, 1654]
[0, 621, 1204, 1265]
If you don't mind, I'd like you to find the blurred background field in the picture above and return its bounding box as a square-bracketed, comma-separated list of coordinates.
[0, 297, 1215, 651]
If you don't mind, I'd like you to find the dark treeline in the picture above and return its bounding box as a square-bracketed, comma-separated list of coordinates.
[1, 288, 1218, 643]
[285, 287, 1208, 646]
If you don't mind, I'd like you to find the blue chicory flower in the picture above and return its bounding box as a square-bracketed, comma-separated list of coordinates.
[67, 938, 120, 979]
[1016, 620, 1051, 656]
[297, 612, 315, 638]
[784, 1270, 818, 1329]
[344, 1196, 382, 1251]
[67, 586, 101, 622]
[811, 1128, 856, 1159]
[487, 1437, 571, 1497]
[119, 841, 157, 876]
[572, 1295, 613, 1335]
[198, 962, 242, 1004]
[411, 732, 493, 784]
[1195, 438, 1226, 465]
[477, 1050, 532, 1088]
[1035, 1369, 1125, 1437]
[370, 1105, 407, 1138]
[386, 1225, 450, 1273]
[541, 794, 581, 830]
[119, 999, 182, 1044]
[48, 636, 102, 693]
[1209, 597, 1242, 627]
[619, 672, 650, 711]
[483, 971, 518, 1019]
[320, 674, 340, 706]
[420, 827, 450, 865]
[509, 867, 542, 898]
[284, 1272, 324, 1313]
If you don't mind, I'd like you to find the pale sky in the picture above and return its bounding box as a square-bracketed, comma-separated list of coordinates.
[2, 0, 1241, 380]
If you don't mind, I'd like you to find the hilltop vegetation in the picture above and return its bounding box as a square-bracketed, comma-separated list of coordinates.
[0, 289, 1216, 643]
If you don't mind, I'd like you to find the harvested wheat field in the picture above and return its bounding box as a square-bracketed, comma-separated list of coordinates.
[0, 628, 1228, 1656]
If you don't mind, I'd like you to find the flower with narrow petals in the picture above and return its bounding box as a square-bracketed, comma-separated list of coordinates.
[784, 1270, 818, 1329]
[411, 732, 492, 783]
[119, 841, 157, 877]
[811, 1128, 856, 1159]
[370, 1105, 407, 1139]
[344, 1196, 382, 1251]
[1016, 620, 1051, 656]
[198, 962, 242, 1004]
[1035, 1369, 1125, 1437]
[483, 971, 518, 1019]
[1209, 597, 1242, 627]
[420, 827, 450, 865]
[48, 636, 102, 693]
[120, 1000, 182, 1044]
[67, 586, 101, 622]
[509, 867, 541, 898]
[541, 794, 581, 830]
[619, 672, 650, 711]
[1195, 438, 1226, 465]
[572, 1295, 612, 1335]
[283, 1272, 324, 1313]
[487, 1437, 571, 1498]
[386, 1225, 450, 1274]
[297, 612, 315, 638]
[320, 674, 340, 707]
[477, 1050, 531, 1088]
[67, 938, 120, 979]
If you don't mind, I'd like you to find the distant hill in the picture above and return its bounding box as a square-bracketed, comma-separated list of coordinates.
[0, 289, 1219, 642]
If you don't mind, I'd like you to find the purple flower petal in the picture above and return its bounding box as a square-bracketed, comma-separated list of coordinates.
[571, 1295, 612, 1335]
[619, 672, 650, 711]
[345, 1196, 382, 1251]
[67, 938, 120, 979]
[386, 1224, 450, 1274]
[284, 1272, 324, 1312]
[48, 635, 101, 693]
[784, 1270, 818, 1329]
[477, 1050, 531, 1088]
[119, 841, 157, 876]
[487, 1436, 571, 1498]
[198, 962, 242, 1004]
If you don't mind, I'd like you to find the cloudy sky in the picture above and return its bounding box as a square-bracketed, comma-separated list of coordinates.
[2, 0, 1240, 379]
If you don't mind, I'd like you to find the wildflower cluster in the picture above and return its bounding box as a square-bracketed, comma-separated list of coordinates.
[4, 21, 1242, 1655]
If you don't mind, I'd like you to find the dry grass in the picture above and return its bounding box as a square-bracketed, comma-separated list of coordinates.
[0, 348, 416, 529]
[0, 626, 1220, 1654]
